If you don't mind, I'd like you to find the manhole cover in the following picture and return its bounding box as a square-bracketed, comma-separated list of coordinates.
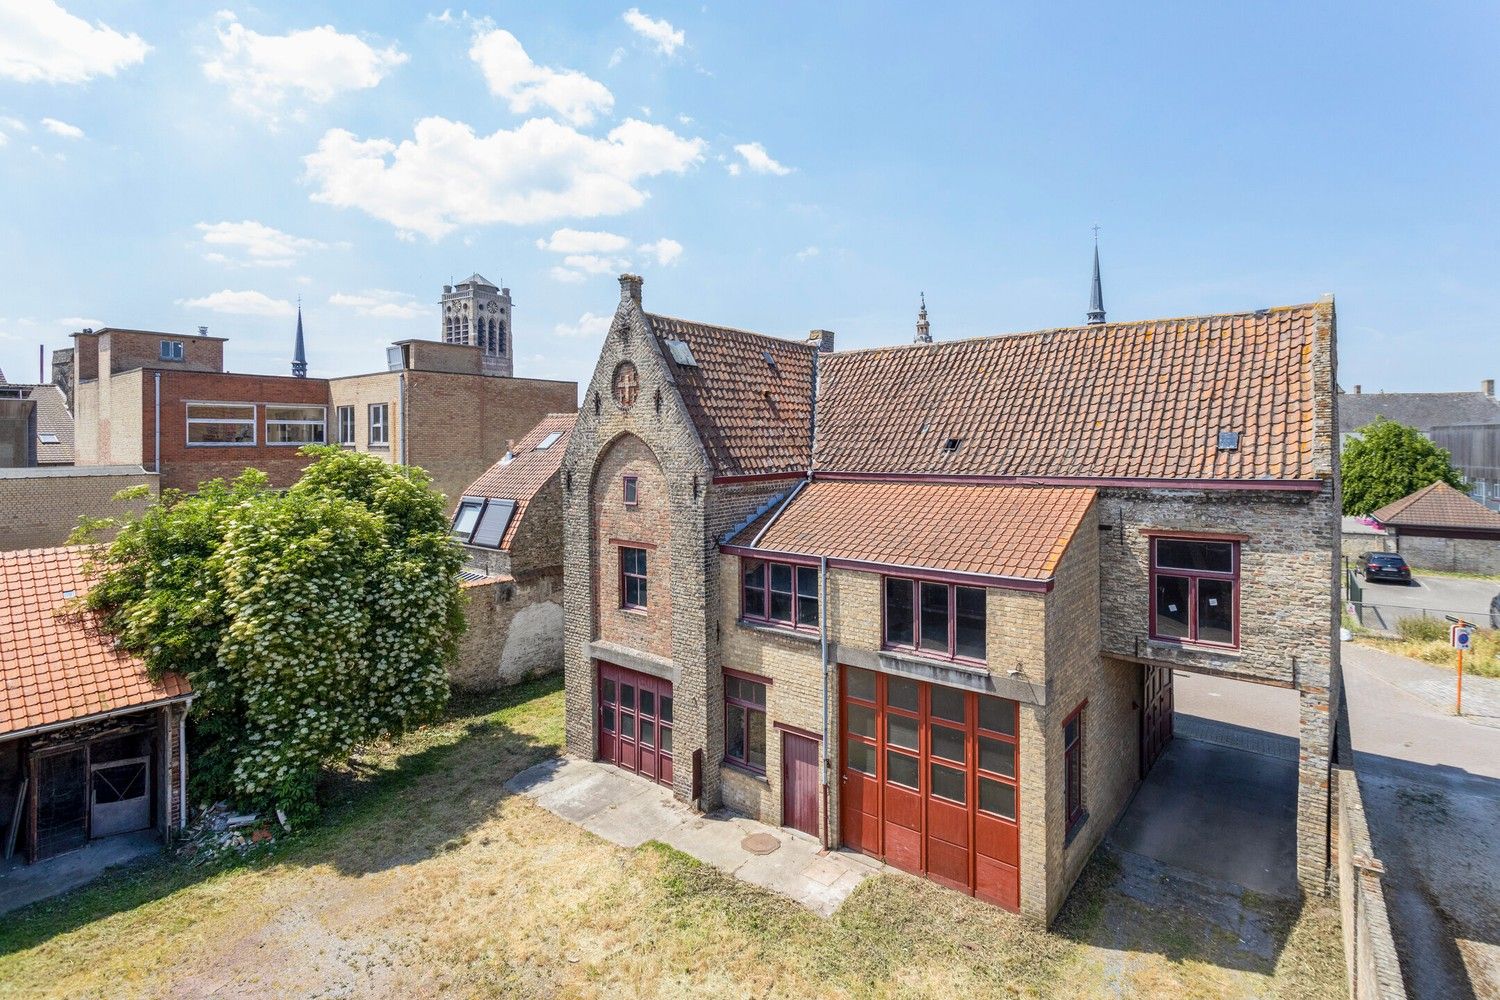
[741, 833, 780, 855]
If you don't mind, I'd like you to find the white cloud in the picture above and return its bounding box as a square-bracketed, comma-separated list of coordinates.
[560, 253, 631, 275]
[731, 141, 793, 176]
[677, 113, 693, 126]
[0, 0, 149, 84]
[549, 267, 587, 284]
[304, 116, 705, 240]
[607, 47, 625, 68]
[553, 311, 612, 339]
[795, 245, 820, 260]
[197, 220, 327, 267]
[637, 237, 682, 266]
[1, 115, 28, 133]
[469, 29, 613, 127]
[55, 315, 103, 329]
[622, 8, 684, 56]
[535, 228, 631, 254]
[204, 12, 407, 120]
[39, 117, 83, 138]
[176, 289, 295, 317]
[328, 290, 424, 319]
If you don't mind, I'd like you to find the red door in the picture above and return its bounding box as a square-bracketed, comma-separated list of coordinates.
[597, 661, 673, 788]
[1141, 665, 1173, 776]
[781, 731, 820, 837]
[840, 666, 1021, 912]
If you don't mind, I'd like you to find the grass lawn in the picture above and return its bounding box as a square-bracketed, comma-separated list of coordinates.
[0, 676, 1343, 999]
[1351, 616, 1500, 679]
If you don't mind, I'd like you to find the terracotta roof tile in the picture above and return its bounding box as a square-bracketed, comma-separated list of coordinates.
[646, 314, 816, 477]
[814, 304, 1324, 481]
[733, 481, 1096, 579]
[0, 546, 191, 737]
[1369, 481, 1500, 532]
[462, 412, 576, 550]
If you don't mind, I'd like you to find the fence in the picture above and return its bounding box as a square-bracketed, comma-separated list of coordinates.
[1334, 690, 1407, 999]
[1343, 568, 1496, 635]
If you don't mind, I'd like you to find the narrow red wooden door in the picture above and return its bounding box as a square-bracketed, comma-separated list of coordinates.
[781, 731, 819, 837]
[1141, 665, 1174, 775]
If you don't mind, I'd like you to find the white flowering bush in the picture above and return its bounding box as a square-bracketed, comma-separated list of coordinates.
[84, 448, 464, 824]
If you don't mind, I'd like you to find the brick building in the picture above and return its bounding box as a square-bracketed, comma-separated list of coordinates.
[0, 378, 73, 469]
[562, 274, 1340, 923]
[451, 412, 575, 689]
[67, 296, 576, 504]
[0, 546, 193, 865]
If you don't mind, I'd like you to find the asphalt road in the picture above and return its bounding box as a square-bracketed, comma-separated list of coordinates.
[1351, 570, 1499, 624]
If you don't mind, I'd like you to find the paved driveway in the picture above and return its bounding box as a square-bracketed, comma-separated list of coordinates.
[1351, 571, 1499, 628]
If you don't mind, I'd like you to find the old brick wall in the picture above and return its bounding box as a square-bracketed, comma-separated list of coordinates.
[506, 476, 563, 578]
[0, 466, 157, 550]
[454, 574, 564, 689]
[327, 372, 400, 458]
[98, 330, 224, 374]
[1391, 533, 1500, 576]
[404, 340, 483, 375]
[592, 433, 675, 658]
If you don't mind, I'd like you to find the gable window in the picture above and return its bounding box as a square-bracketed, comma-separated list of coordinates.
[368, 403, 390, 448]
[623, 475, 639, 506]
[336, 405, 355, 445]
[724, 671, 768, 772]
[1064, 704, 1086, 834]
[883, 577, 987, 662]
[185, 402, 255, 446]
[1150, 537, 1239, 647]
[265, 405, 326, 445]
[740, 558, 818, 631]
[620, 546, 648, 609]
[160, 340, 184, 362]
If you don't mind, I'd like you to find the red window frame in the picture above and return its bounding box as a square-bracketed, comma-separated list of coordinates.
[1063, 702, 1086, 832]
[619, 545, 648, 610]
[1148, 536, 1240, 648]
[622, 475, 639, 507]
[739, 558, 819, 632]
[880, 576, 987, 664]
[723, 668, 769, 773]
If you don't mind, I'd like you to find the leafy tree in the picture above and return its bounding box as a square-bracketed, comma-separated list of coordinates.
[79, 447, 464, 824]
[1341, 417, 1467, 516]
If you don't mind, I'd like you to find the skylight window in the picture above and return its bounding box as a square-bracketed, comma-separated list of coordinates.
[1217, 431, 1240, 451]
[942, 438, 961, 454]
[38, 433, 60, 445]
[536, 431, 563, 450]
[665, 339, 698, 367]
[762, 350, 778, 373]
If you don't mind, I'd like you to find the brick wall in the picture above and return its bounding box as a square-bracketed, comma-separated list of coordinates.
[0, 466, 157, 550]
[454, 574, 564, 689]
[1390, 533, 1500, 576]
[592, 434, 675, 658]
[95, 329, 224, 374]
[327, 372, 401, 460]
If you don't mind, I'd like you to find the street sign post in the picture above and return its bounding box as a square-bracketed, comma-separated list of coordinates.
[1449, 620, 1474, 715]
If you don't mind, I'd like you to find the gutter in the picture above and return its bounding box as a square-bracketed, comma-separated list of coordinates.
[816, 470, 1327, 493]
[720, 543, 1055, 593]
[0, 692, 196, 744]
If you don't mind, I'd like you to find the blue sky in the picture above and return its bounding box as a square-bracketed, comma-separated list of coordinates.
[1, 2, 1496, 395]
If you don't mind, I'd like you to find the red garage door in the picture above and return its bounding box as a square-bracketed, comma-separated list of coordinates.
[597, 662, 673, 788]
[840, 665, 1021, 911]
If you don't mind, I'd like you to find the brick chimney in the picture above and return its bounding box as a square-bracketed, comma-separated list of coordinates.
[1484, 378, 1495, 397]
[1354, 385, 1362, 394]
[807, 329, 835, 352]
[619, 273, 643, 305]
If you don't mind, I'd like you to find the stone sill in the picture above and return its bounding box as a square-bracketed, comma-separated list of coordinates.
[1142, 639, 1244, 661]
[735, 619, 820, 645]
[722, 761, 770, 786]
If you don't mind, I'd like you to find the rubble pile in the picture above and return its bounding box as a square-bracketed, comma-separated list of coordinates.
[178, 802, 287, 865]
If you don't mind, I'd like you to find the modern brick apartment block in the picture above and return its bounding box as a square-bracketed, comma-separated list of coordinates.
[451, 413, 575, 689]
[563, 275, 1339, 924]
[68, 323, 576, 504]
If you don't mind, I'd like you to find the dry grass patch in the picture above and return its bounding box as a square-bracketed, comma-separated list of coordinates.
[1355, 617, 1500, 678]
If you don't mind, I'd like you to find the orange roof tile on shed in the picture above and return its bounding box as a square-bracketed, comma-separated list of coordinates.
[731, 481, 1097, 580]
[1, 546, 191, 738]
[463, 412, 577, 550]
[1369, 481, 1500, 532]
[814, 303, 1328, 482]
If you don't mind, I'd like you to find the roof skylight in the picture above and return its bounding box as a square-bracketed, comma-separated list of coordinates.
[536, 431, 563, 450]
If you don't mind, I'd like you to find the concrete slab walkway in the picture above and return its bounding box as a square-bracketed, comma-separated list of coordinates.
[0, 830, 161, 916]
[1345, 641, 1500, 728]
[505, 756, 881, 917]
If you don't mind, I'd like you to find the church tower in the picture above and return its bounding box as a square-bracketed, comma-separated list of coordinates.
[914, 292, 932, 343]
[441, 273, 513, 377]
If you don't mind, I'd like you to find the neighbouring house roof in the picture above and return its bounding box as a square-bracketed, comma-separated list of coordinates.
[646, 313, 817, 478]
[1368, 481, 1500, 533]
[461, 412, 577, 550]
[1340, 390, 1500, 434]
[814, 303, 1328, 482]
[729, 481, 1097, 581]
[0, 546, 191, 739]
[0, 383, 73, 464]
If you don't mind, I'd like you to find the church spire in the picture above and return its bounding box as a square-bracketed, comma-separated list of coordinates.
[291, 299, 308, 378]
[914, 292, 932, 343]
[1087, 228, 1106, 326]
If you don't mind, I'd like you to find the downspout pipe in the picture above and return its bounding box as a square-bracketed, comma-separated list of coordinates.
[398, 371, 408, 464]
[153, 371, 161, 473]
[178, 702, 190, 829]
[820, 554, 831, 849]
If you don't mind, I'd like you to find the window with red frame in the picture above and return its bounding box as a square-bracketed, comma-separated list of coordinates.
[1064, 704, 1085, 830]
[724, 672, 767, 771]
[620, 546, 648, 609]
[740, 559, 819, 629]
[1150, 537, 1238, 646]
[623, 475, 638, 506]
[883, 577, 986, 661]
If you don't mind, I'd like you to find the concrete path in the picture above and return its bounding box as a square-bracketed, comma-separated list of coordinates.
[1344, 640, 1500, 730]
[505, 756, 880, 917]
[0, 830, 161, 916]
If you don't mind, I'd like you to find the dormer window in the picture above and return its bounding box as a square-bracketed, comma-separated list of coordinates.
[160, 340, 185, 362]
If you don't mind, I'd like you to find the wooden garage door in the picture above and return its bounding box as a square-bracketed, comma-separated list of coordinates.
[840, 666, 1021, 911]
[1141, 665, 1173, 776]
[596, 662, 674, 788]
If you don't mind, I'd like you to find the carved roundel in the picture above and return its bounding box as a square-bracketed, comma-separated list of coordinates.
[612, 361, 640, 408]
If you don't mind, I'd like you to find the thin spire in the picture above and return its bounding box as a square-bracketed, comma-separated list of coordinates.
[291, 298, 308, 378]
[1087, 227, 1106, 326]
[914, 292, 932, 343]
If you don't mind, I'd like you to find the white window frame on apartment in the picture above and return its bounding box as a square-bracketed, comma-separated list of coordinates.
[336, 405, 356, 446]
[160, 340, 185, 362]
[369, 403, 390, 448]
[264, 404, 327, 447]
[185, 401, 257, 447]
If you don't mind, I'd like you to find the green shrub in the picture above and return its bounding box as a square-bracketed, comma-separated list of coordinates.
[1397, 617, 1449, 643]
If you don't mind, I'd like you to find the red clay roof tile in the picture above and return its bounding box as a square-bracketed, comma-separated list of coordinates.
[462, 412, 576, 550]
[1369, 481, 1500, 532]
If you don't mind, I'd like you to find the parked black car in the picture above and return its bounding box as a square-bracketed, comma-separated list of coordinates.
[1357, 551, 1412, 583]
